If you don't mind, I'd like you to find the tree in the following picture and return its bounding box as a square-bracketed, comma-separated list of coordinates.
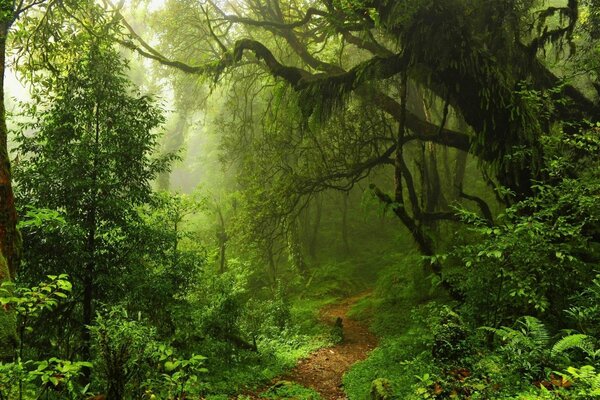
[111, 0, 600, 294]
[14, 19, 169, 360]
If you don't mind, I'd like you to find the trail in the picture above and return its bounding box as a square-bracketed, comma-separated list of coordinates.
[254, 292, 377, 399]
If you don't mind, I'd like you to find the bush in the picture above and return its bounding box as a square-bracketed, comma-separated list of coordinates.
[90, 307, 157, 399]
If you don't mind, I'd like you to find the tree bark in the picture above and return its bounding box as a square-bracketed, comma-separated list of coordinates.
[82, 98, 101, 367]
[308, 195, 321, 259]
[216, 206, 227, 274]
[341, 192, 350, 254]
[0, 29, 20, 281]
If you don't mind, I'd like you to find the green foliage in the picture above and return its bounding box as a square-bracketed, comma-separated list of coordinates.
[90, 307, 209, 399]
[344, 341, 434, 400]
[329, 317, 344, 345]
[0, 357, 92, 400]
[483, 316, 551, 381]
[0, 277, 90, 400]
[368, 254, 435, 337]
[191, 269, 248, 346]
[90, 307, 157, 399]
[370, 378, 393, 400]
[566, 274, 600, 336]
[28, 358, 92, 399]
[430, 306, 470, 365]
[449, 128, 600, 326]
[127, 191, 206, 337]
[144, 345, 208, 399]
[261, 381, 322, 400]
[562, 365, 600, 398]
[0, 274, 72, 358]
[552, 334, 598, 361]
[241, 282, 291, 342]
[8, 1, 600, 398]
[13, 12, 173, 359]
[0, 275, 72, 321]
[0, 253, 16, 359]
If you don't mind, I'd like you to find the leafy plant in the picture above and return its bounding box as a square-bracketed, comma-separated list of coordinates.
[90, 307, 157, 400]
[562, 365, 600, 398]
[552, 334, 598, 362]
[482, 316, 551, 381]
[0, 276, 79, 400]
[0, 274, 72, 359]
[146, 345, 208, 399]
[261, 381, 321, 400]
[28, 358, 92, 399]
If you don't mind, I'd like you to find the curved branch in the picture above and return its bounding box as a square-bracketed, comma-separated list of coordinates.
[367, 90, 471, 152]
[458, 189, 494, 225]
[230, 39, 311, 85]
[297, 143, 396, 194]
[118, 39, 212, 74]
[222, 7, 329, 30]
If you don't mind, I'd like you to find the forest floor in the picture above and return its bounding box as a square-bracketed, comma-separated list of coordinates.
[250, 292, 377, 399]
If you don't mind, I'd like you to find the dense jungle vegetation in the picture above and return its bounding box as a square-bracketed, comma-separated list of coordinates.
[1, 0, 600, 398]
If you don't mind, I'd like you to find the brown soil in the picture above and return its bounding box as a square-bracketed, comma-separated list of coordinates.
[250, 292, 377, 399]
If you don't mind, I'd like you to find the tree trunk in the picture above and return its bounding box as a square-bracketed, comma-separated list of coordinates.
[0, 252, 16, 360]
[453, 150, 468, 199]
[452, 120, 469, 200]
[341, 192, 350, 254]
[0, 24, 19, 360]
[286, 218, 308, 279]
[216, 206, 227, 274]
[82, 99, 101, 367]
[266, 244, 277, 285]
[0, 30, 20, 280]
[308, 194, 321, 259]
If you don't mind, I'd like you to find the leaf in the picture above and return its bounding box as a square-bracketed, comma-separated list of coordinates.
[164, 361, 177, 372]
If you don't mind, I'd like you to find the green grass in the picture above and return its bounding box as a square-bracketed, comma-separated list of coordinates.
[342, 334, 435, 399]
[203, 296, 335, 395]
[341, 253, 447, 399]
[261, 381, 322, 400]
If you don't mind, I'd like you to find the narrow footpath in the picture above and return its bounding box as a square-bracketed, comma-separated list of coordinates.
[252, 293, 378, 399]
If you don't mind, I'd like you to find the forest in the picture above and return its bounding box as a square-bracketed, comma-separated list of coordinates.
[0, 0, 599, 398]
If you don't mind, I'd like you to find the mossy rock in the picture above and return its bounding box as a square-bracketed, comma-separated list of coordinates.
[0, 252, 17, 360]
[330, 317, 344, 344]
[370, 378, 393, 400]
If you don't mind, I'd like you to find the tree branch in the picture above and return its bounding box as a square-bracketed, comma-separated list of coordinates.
[458, 188, 494, 225]
[222, 7, 329, 30]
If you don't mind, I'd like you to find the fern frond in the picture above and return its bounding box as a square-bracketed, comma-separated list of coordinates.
[552, 334, 595, 357]
[519, 316, 550, 346]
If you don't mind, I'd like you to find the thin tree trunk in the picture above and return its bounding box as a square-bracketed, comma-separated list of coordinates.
[308, 195, 321, 259]
[157, 111, 187, 191]
[287, 218, 308, 279]
[453, 150, 468, 198]
[452, 120, 469, 199]
[266, 244, 277, 285]
[216, 206, 227, 274]
[82, 99, 101, 367]
[341, 192, 350, 253]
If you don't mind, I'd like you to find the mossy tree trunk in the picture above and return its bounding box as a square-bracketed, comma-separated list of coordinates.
[0, 14, 19, 360]
[0, 252, 17, 360]
[0, 24, 19, 281]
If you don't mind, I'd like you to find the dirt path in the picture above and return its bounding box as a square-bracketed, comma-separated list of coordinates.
[254, 292, 377, 399]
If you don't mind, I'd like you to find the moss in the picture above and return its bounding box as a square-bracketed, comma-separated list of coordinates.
[370, 378, 393, 400]
[0, 252, 16, 360]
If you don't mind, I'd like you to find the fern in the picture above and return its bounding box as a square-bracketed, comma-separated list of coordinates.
[481, 316, 549, 349]
[518, 316, 550, 347]
[564, 366, 600, 397]
[552, 334, 596, 358]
